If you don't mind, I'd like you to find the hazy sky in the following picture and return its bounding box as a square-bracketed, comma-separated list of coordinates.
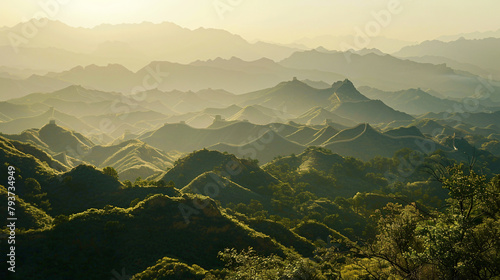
[1, 0, 499, 43]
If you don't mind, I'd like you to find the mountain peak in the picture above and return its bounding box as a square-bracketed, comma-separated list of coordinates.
[53, 84, 87, 94]
[329, 79, 369, 103]
[275, 77, 311, 90]
[331, 79, 354, 90]
[254, 57, 275, 64]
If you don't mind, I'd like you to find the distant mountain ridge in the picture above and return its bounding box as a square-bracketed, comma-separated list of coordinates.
[394, 37, 500, 79]
[323, 123, 448, 160]
[0, 20, 299, 71]
[279, 49, 500, 99]
[359, 86, 473, 115]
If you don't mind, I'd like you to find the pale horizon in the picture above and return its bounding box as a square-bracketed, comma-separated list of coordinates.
[1, 0, 500, 45]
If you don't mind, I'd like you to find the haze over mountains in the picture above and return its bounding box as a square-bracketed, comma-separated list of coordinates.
[394, 37, 500, 79]
[2, 20, 500, 196]
[0, 20, 298, 71]
[2, 20, 500, 99]
[1, 14, 500, 280]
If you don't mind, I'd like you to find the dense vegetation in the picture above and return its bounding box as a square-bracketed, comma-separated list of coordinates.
[1, 139, 499, 279]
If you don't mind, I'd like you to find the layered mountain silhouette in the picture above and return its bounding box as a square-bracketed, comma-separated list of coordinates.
[0, 74, 71, 101]
[0, 107, 94, 134]
[238, 78, 335, 115]
[2, 16, 500, 280]
[141, 121, 293, 153]
[394, 37, 500, 79]
[46, 64, 138, 93]
[37, 122, 94, 155]
[332, 99, 413, 124]
[2, 122, 175, 181]
[209, 131, 306, 163]
[0, 101, 44, 121]
[329, 79, 370, 103]
[384, 126, 425, 138]
[359, 86, 480, 115]
[239, 78, 413, 124]
[83, 139, 173, 181]
[0, 134, 67, 175]
[279, 49, 500, 99]
[307, 125, 341, 146]
[293, 35, 413, 53]
[292, 107, 356, 127]
[0, 20, 299, 70]
[322, 123, 447, 160]
[227, 105, 290, 125]
[1, 121, 94, 159]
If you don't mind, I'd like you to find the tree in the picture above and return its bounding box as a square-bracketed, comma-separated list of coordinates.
[418, 164, 500, 279]
[219, 247, 328, 279]
[362, 164, 500, 279]
[130, 198, 141, 207]
[367, 203, 427, 279]
[102, 166, 119, 180]
[24, 178, 51, 211]
[53, 215, 69, 227]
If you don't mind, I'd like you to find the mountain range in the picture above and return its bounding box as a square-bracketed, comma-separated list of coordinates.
[394, 37, 500, 79]
[280, 49, 500, 99]
[0, 20, 299, 71]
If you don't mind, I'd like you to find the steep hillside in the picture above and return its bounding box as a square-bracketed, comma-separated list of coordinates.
[323, 124, 447, 160]
[263, 147, 388, 198]
[159, 149, 278, 192]
[227, 105, 285, 124]
[181, 172, 262, 205]
[410, 118, 466, 137]
[83, 139, 173, 181]
[141, 121, 293, 153]
[293, 107, 356, 127]
[329, 79, 370, 104]
[307, 125, 341, 146]
[0, 135, 60, 184]
[0, 185, 53, 230]
[38, 122, 94, 155]
[238, 78, 370, 116]
[323, 123, 369, 143]
[238, 78, 332, 115]
[284, 126, 321, 145]
[10, 194, 286, 279]
[0, 102, 42, 120]
[264, 146, 344, 173]
[332, 99, 414, 124]
[384, 126, 425, 138]
[2, 129, 50, 151]
[209, 131, 306, 163]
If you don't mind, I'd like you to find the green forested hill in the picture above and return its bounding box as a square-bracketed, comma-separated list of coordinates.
[83, 139, 173, 181]
[180, 171, 262, 206]
[6, 194, 288, 280]
[323, 124, 447, 160]
[159, 149, 278, 192]
[209, 132, 306, 164]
